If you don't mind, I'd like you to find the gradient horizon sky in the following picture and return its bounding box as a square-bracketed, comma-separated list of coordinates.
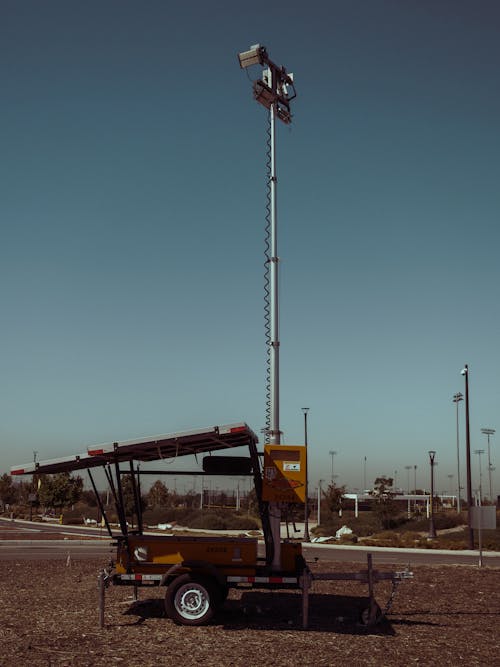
[2, 1, 500, 498]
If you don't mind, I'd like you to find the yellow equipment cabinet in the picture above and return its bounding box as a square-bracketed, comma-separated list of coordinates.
[117, 534, 259, 577]
[262, 444, 307, 503]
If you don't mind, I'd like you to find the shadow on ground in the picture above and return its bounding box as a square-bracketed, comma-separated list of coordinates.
[123, 592, 398, 635]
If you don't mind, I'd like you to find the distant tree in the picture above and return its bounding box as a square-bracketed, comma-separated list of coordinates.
[0, 473, 17, 507]
[370, 476, 400, 528]
[246, 488, 260, 517]
[324, 483, 347, 516]
[38, 473, 83, 511]
[80, 489, 98, 507]
[146, 480, 170, 508]
[13, 479, 32, 505]
[183, 489, 198, 509]
[120, 474, 146, 522]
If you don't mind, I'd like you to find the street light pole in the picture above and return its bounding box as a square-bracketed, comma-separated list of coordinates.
[302, 408, 310, 542]
[453, 392, 463, 513]
[329, 450, 337, 485]
[481, 428, 495, 502]
[461, 365, 474, 549]
[428, 450, 437, 538]
[317, 479, 323, 526]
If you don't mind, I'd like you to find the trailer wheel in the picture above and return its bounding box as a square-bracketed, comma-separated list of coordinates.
[360, 602, 383, 626]
[165, 574, 217, 626]
[214, 584, 229, 608]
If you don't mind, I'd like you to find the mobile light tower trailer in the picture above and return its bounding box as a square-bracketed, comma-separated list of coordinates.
[10, 45, 412, 630]
[11, 422, 411, 629]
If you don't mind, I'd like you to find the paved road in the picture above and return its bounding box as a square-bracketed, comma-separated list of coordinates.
[1, 517, 499, 566]
[302, 542, 500, 566]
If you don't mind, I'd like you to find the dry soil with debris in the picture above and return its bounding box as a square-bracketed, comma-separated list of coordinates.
[0, 558, 499, 667]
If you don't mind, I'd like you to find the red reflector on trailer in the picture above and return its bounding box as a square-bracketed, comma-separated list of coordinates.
[88, 448, 104, 456]
[11, 468, 25, 475]
[230, 426, 247, 433]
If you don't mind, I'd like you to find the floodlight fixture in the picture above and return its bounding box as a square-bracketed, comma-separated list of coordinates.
[238, 43, 296, 125]
[238, 44, 266, 69]
[253, 79, 275, 110]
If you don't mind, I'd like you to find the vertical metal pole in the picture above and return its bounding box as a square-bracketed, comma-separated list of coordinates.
[303, 408, 310, 542]
[114, 457, 128, 537]
[455, 394, 462, 513]
[367, 553, 377, 624]
[463, 365, 474, 549]
[487, 433, 492, 502]
[300, 570, 311, 630]
[428, 451, 437, 538]
[269, 99, 280, 446]
[477, 496, 483, 568]
[317, 481, 322, 526]
[98, 570, 105, 628]
[88, 469, 113, 538]
[268, 98, 282, 570]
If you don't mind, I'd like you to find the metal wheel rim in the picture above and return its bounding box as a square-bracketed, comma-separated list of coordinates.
[174, 583, 210, 620]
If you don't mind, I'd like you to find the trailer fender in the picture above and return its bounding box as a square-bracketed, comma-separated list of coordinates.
[160, 560, 226, 589]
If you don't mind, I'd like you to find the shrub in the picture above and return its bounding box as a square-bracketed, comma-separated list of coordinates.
[188, 510, 259, 531]
[314, 510, 387, 537]
[409, 511, 466, 531]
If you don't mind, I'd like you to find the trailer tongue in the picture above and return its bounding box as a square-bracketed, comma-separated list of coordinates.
[11, 421, 411, 628]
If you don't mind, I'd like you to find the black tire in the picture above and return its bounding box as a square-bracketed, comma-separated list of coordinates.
[360, 602, 383, 626]
[214, 584, 229, 608]
[165, 574, 217, 626]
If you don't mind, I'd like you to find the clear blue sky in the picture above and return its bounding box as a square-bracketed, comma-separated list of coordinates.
[2, 1, 499, 499]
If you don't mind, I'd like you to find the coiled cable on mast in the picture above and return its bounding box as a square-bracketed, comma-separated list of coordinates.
[263, 114, 272, 437]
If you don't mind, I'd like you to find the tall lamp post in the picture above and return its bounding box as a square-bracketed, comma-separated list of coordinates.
[428, 450, 437, 538]
[329, 450, 337, 485]
[461, 365, 474, 549]
[302, 408, 310, 542]
[452, 392, 463, 513]
[481, 428, 495, 502]
[238, 44, 296, 570]
[317, 479, 323, 527]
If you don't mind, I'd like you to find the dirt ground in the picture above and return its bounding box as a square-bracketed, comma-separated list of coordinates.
[0, 558, 499, 667]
